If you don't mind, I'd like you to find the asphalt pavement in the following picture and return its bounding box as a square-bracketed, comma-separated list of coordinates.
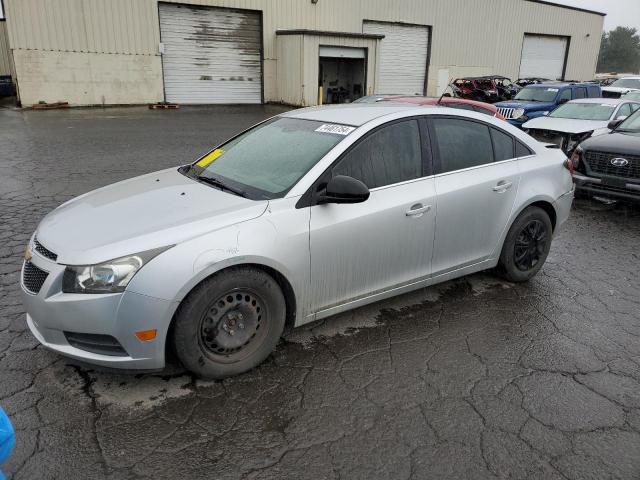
[1, 105, 639, 479]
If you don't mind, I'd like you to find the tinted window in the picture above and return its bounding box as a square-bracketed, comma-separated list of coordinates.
[333, 120, 422, 189]
[432, 118, 493, 173]
[574, 87, 587, 99]
[491, 128, 515, 161]
[617, 103, 633, 118]
[559, 89, 572, 102]
[447, 103, 476, 112]
[516, 141, 533, 157]
[588, 86, 601, 98]
[472, 106, 494, 116]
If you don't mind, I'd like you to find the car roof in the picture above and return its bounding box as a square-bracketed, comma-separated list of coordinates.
[527, 82, 595, 89]
[567, 98, 635, 105]
[281, 103, 425, 126]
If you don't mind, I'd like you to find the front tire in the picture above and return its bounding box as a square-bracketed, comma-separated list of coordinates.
[172, 267, 286, 379]
[498, 206, 553, 283]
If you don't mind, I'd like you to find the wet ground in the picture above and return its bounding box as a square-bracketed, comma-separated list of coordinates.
[1, 105, 640, 479]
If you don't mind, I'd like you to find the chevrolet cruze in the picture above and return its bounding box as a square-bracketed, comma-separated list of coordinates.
[21, 104, 574, 378]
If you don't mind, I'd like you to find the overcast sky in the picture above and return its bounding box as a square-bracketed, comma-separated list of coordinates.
[549, 0, 640, 32]
[0, 1, 638, 32]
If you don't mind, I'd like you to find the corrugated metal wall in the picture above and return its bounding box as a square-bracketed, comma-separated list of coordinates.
[3, 0, 605, 104]
[0, 21, 15, 77]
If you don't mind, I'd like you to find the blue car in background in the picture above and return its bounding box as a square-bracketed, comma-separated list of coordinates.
[495, 82, 602, 128]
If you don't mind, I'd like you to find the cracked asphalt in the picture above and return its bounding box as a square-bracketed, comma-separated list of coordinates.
[1, 105, 640, 479]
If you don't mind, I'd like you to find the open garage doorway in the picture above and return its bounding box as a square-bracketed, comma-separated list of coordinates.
[319, 46, 366, 104]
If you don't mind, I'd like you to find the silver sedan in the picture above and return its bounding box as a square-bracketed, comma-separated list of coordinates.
[21, 104, 574, 378]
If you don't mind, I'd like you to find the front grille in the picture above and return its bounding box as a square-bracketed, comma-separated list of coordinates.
[64, 332, 128, 357]
[497, 107, 515, 119]
[22, 261, 49, 294]
[584, 151, 640, 179]
[34, 238, 58, 261]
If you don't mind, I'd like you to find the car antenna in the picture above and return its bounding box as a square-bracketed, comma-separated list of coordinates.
[437, 78, 454, 105]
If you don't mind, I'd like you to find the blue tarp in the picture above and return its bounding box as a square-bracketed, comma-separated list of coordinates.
[0, 407, 15, 480]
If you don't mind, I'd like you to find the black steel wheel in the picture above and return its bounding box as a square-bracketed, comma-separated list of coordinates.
[498, 206, 553, 282]
[198, 289, 267, 363]
[172, 267, 286, 379]
[513, 219, 548, 271]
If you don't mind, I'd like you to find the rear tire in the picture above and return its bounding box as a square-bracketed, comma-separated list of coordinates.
[497, 206, 553, 283]
[172, 267, 286, 379]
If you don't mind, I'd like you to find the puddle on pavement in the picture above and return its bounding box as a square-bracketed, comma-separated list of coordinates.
[53, 274, 512, 410]
[286, 273, 512, 348]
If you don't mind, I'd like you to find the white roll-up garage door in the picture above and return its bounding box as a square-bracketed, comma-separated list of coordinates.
[363, 21, 430, 95]
[159, 4, 262, 104]
[519, 34, 568, 81]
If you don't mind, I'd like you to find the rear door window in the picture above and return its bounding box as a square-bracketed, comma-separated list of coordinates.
[559, 89, 572, 102]
[491, 128, 515, 161]
[432, 118, 494, 173]
[574, 87, 587, 99]
[332, 119, 422, 189]
[516, 141, 533, 157]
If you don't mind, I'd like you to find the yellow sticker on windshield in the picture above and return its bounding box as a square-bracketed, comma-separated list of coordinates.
[196, 149, 224, 168]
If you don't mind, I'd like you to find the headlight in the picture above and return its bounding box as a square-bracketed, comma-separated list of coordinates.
[62, 246, 172, 294]
[513, 108, 526, 119]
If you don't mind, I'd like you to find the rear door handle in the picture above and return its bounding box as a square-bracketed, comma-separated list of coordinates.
[492, 181, 513, 192]
[406, 204, 432, 217]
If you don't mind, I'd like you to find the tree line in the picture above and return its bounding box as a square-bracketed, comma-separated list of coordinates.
[597, 27, 640, 74]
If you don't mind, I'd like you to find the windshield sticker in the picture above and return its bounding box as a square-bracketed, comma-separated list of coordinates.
[315, 124, 356, 135]
[196, 149, 224, 168]
[546, 88, 559, 92]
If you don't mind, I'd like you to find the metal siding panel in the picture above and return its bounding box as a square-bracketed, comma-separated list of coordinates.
[0, 22, 14, 77]
[159, 3, 262, 104]
[4, 0, 605, 101]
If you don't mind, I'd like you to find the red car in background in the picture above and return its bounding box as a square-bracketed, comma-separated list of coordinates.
[386, 96, 506, 120]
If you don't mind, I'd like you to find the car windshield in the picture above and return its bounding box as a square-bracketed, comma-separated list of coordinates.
[624, 92, 640, 101]
[549, 103, 616, 121]
[618, 110, 640, 132]
[610, 78, 640, 89]
[189, 117, 351, 199]
[514, 87, 559, 102]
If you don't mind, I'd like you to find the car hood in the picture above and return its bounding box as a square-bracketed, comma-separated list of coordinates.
[37, 167, 269, 265]
[495, 100, 556, 111]
[522, 117, 607, 134]
[580, 131, 640, 156]
[602, 86, 640, 94]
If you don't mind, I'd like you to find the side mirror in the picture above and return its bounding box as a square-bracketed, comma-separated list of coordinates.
[317, 175, 370, 205]
[608, 118, 625, 130]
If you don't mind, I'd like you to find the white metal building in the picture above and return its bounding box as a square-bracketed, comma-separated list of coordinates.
[1, 0, 605, 107]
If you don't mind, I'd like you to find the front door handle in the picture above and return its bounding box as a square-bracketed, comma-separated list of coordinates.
[492, 181, 513, 192]
[406, 204, 432, 217]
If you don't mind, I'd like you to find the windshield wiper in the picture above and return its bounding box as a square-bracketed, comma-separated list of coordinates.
[197, 175, 247, 197]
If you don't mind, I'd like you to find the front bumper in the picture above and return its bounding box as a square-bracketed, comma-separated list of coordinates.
[21, 249, 177, 370]
[573, 173, 640, 202]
